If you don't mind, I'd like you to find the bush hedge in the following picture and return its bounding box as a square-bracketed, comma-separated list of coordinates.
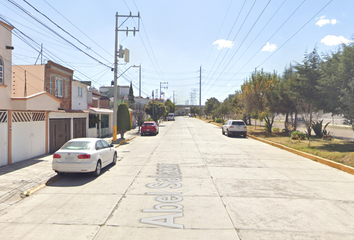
[291, 130, 306, 140]
[215, 118, 223, 123]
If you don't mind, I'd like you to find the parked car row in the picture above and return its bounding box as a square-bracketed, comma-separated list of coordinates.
[52, 117, 175, 177]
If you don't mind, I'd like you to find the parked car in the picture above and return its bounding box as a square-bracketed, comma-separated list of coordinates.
[222, 120, 247, 137]
[52, 138, 117, 176]
[167, 113, 175, 121]
[141, 121, 159, 136]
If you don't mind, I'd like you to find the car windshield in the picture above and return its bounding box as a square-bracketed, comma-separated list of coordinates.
[143, 123, 154, 126]
[232, 121, 245, 126]
[61, 141, 92, 150]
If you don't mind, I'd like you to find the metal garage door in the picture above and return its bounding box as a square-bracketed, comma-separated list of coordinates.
[73, 118, 86, 139]
[49, 118, 71, 153]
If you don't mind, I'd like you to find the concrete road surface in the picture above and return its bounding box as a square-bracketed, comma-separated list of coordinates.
[1, 117, 354, 239]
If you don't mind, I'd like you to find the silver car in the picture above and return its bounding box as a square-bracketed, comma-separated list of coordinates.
[52, 138, 117, 176]
[222, 120, 247, 137]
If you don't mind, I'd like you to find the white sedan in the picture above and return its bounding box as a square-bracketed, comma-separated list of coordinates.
[52, 138, 117, 176]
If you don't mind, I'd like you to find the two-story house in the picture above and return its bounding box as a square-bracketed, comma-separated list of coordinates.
[12, 60, 73, 110]
[0, 20, 62, 166]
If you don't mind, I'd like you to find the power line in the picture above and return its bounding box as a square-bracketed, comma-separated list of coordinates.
[41, 0, 113, 57]
[216, 0, 333, 99]
[204, 0, 271, 96]
[203, 0, 247, 89]
[8, 0, 112, 69]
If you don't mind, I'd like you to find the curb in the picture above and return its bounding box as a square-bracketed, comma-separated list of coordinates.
[206, 119, 354, 176]
[247, 134, 354, 175]
[21, 174, 61, 198]
[25, 135, 139, 197]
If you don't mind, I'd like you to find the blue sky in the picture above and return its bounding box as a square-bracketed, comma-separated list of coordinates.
[1, 0, 353, 105]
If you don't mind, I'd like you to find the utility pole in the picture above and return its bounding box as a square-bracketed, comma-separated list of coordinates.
[113, 12, 140, 143]
[152, 90, 154, 120]
[138, 64, 141, 97]
[160, 82, 168, 100]
[199, 66, 202, 109]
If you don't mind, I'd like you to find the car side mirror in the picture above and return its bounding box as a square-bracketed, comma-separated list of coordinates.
[110, 144, 114, 147]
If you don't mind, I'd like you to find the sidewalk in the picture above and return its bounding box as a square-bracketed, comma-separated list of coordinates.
[0, 129, 140, 212]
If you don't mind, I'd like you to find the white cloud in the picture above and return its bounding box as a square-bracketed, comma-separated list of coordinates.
[213, 39, 233, 50]
[321, 35, 353, 46]
[261, 42, 277, 52]
[316, 16, 338, 27]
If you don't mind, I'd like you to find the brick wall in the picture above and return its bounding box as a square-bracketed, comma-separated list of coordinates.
[45, 61, 73, 110]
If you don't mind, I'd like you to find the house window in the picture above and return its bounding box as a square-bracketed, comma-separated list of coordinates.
[49, 76, 53, 94]
[55, 78, 63, 97]
[0, 57, 3, 85]
[65, 81, 68, 98]
[78, 87, 82, 97]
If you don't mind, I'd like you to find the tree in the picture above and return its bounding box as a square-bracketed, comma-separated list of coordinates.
[204, 97, 220, 120]
[117, 103, 131, 139]
[293, 47, 322, 137]
[214, 98, 231, 123]
[164, 99, 176, 118]
[280, 64, 298, 132]
[240, 70, 281, 132]
[340, 79, 354, 132]
[144, 101, 166, 122]
[128, 82, 135, 107]
[133, 102, 146, 133]
[190, 106, 201, 117]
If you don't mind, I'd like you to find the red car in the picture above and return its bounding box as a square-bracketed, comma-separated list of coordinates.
[141, 121, 159, 136]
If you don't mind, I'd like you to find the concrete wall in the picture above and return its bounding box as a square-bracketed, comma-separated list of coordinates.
[72, 81, 88, 110]
[0, 111, 8, 167]
[0, 21, 14, 110]
[12, 65, 45, 98]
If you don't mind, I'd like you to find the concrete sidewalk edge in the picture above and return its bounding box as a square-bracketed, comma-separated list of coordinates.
[247, 134, 354, 176]
[206, 119, 354, 176]
[7, 132, 140, 203]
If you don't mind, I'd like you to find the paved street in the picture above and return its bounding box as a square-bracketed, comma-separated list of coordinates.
[1, 117, 354, 239]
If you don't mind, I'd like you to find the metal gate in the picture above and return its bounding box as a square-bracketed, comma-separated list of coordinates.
[49, 118, 71, 153]
[73, 118, 86, 139]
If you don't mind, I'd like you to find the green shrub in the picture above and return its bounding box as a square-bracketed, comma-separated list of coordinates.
[117, 103, 131, 139]
[264, 122, 272, 132]
[291, 130, 306, 140]
[215, 118, 223, 123]
[146, 118, 154, 122]
[273, 127, 280, 132]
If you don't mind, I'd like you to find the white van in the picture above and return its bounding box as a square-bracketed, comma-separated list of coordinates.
[167, 113, 175, 121]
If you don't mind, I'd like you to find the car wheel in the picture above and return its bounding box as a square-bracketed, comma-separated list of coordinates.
[55, 171, 65, 176]
[93, 161, 102, 176]
[222, 128, 225, 135]
[243, 134, 247, 138]
[112, 152, 117, 165]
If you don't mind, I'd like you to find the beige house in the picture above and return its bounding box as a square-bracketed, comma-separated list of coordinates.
[12, 61, 73, 110]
